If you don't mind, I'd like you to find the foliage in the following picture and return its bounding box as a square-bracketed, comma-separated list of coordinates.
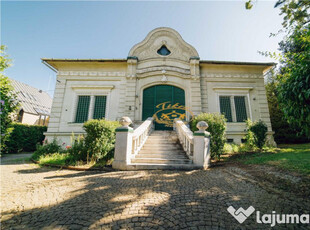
[38, 153, 73, 166]
[275, 0, 309, 32]
[245, 1, 310, 137]
[4, 123, 47, 153]
[276, 26, 310, 137]
[0, 46, 19, 152]
[32, 138, 63, 161]
[245, 0, 253, 10]
[0, 45, 11, 71]
[31, 119, 120, 165]
[265, 79, 310, 143]
[244, 120, 256, 150]
[246, 119, 268, 149]
[83, 119, 121, 162]
[190, 113, 226, 159]
[223, 143, 240, 154]
[66, 134, 87, 163]
[274, 1, 310, 138]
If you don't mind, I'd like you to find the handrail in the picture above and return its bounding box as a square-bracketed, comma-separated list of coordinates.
[174, 119, 194, 159]
[131, 117, 154, 156]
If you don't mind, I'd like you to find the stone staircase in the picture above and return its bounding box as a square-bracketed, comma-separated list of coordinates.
[131, 131, 198, 170]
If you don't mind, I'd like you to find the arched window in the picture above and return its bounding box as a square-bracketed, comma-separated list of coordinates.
[157, 45, 171, 56]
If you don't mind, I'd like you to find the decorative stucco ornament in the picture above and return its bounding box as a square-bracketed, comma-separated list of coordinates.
[161, 74, 168, 83]
[119, 117, 132, 127]
[196, 121, 208, 131]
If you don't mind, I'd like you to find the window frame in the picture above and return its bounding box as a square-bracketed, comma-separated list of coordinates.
[71, 92, 110, 123]
[217, 93, 252, 123]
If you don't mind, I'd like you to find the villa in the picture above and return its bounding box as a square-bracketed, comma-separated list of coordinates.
[43, 27, 275, 146]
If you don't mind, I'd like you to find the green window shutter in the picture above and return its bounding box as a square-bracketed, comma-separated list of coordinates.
[219, 96, 233, 122]
[75, 96, 90, 123]
[234, 96, 248, 122]
[93, 96, 107, 119]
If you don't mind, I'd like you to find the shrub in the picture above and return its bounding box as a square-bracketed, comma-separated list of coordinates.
[32, 138, 63, 161]
[66, 134, 87, 163]
[4, 123, 47, 153]
[246, 119, 268, 149]
[190, 113, 226, 159]
[224, 143, 240, 154]
[83, 119, 121, 162]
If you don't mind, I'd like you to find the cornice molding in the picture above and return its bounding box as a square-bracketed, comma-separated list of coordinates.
[58, 71, 126, 77]
[136, 66, 190, 75]
[213, 87, 254, 91]
[71, 85, 115, 90]
[201, 73, 262, 78]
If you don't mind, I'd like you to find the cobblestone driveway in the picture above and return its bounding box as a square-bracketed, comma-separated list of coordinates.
[1, 154, 309, 230]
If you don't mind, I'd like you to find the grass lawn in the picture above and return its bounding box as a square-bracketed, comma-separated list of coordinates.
[230, 143, 310, 175]
[35, 152, 111, 168]
[37, 153, 71, 166]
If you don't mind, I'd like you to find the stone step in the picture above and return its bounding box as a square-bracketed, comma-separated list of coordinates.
[128, 163, 200, 170]
[135, 154, 188, 159]
[131, 158, 192, 164]
[143, 142, 179, 146]
[151, 131, 175, 134]
[138, 151, 187, 156]
[147, 136, 177, 140]
[138, 149, 186, 154]
[142, 146, 182, 150]
[145, 141, 179, 145]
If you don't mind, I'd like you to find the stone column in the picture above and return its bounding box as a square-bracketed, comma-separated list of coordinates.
[112, 117, 133, 170]
[193, 121, 211, 169]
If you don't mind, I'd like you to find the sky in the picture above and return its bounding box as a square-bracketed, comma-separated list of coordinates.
[1, 1, 284, 97]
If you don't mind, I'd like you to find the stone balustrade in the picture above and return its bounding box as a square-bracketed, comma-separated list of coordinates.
[174, 119, 211, 169]
[113, 117, 211, 170]
[112, 117, 154, 170]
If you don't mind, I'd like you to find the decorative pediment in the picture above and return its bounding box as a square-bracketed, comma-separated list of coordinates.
[128, 27, 199, 62]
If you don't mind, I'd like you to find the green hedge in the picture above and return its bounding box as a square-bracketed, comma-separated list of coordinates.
[83, 119, 121, 162]
[190, 113, 227, 159]
[4, 123, 47, 153]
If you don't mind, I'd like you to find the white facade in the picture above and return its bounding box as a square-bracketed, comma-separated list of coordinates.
[43, 27, 275, 145]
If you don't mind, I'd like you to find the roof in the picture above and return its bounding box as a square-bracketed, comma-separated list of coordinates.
[42, 58, 275, 66]
[199, 60, 276, 66]
[41, 58, 127, 62]
[10, 78, 53, 116]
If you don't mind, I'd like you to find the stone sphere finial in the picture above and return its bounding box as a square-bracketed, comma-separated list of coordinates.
[197, 121, 208, 131]
[119, 116, 132, 127]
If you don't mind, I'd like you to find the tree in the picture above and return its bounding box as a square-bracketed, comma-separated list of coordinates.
[276, 27, 310, 137]
[246, 0, 310, 137]
[265, 72, 309, 143]
[0, 46, 18, 152]
[275, 0, 310, 137]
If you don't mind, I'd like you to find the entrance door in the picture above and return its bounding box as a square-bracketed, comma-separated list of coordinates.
[142, 85, 185, 130]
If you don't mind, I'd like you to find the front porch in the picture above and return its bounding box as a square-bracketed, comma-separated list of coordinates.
[112, 117, 211, 170]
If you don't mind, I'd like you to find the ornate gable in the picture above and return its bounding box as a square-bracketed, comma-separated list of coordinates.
[128, 27, 199, 62]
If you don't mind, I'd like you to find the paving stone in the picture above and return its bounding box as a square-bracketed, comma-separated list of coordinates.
[1, 154, 309, 229]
